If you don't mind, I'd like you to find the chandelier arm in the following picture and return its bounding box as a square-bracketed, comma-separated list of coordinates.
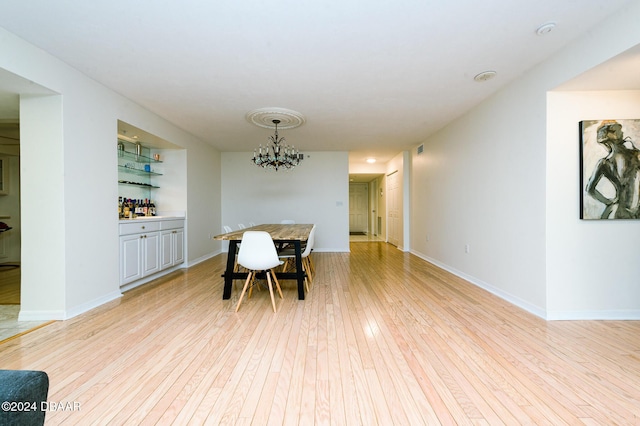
[251, 118, 303, 171]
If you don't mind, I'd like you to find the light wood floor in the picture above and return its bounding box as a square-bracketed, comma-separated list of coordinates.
[0, 243, 639, 425]
[0, 265, 20, 304]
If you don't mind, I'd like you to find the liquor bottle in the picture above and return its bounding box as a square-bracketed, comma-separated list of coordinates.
[123, 198, 130, 219]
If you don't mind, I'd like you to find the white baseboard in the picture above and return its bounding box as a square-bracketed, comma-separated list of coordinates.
[546, 310, 640, 320]
[313, 247, 350, 253]
[411, 250, 640, 320]
[18, 290, 122, 321]
[410, 250, 546, 319]
[187, 250, 220, 267]
[18, 310, 66, 321]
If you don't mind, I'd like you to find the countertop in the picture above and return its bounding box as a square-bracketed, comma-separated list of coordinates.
[119, 216, 184, 222]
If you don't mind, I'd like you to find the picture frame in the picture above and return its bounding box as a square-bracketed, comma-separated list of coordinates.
[579, 119, 640, 219]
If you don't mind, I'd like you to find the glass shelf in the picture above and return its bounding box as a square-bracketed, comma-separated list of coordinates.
[118, 165, 163, 177]
[118, 140, 163, 164]
[117, 138, 161, 204]
[118, 180, 160, 189]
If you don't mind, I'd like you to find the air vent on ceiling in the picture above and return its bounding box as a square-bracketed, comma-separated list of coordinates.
[417, 144, 424, 155]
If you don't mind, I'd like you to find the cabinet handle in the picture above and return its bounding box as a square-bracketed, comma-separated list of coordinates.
[142, 226, 146, 230]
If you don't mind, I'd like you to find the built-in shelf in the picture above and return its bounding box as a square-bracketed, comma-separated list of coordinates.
[118, 181, 160, 189]
[118, 140, 163, 164]
[118, 139, 162, 195]
[117, 165, 163, 177]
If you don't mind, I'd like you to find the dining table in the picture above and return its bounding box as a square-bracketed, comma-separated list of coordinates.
[213, 224, 314, 300]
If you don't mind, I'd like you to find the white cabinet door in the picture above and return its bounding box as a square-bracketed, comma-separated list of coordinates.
[160, 228, 184, 267]
[120, 220, 185, 287]
[120, 234, 143, 285]
[173, 228, 184, 265]
[160, 230, 174, 269]
[142, 232, 161, 276]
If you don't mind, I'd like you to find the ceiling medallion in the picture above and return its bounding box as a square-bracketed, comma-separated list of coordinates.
[536, 22, 556, 36]
[245, 107, 306, 130]
[473, 70, 497, 82]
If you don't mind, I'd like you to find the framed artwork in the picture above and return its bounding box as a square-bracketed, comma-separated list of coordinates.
[579, 119, 640, 219]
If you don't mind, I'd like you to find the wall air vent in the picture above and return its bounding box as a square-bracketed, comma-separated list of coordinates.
[417, 144, 424, 155]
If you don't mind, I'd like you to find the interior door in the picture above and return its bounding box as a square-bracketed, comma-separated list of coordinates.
[349, 183, 369, 233]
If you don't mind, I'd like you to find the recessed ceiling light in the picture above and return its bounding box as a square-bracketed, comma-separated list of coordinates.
[366, 158, 376, 163]
[536, 22, 556, 36]
[473, 71, 497, 82]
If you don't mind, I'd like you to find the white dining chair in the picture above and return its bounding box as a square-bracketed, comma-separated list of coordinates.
[223, 225, 233, 233]
[249, 221, 256, 227]
[235, 231, 284, 313]
[279, 225, 316, 293]
[238, 223, 246, 229]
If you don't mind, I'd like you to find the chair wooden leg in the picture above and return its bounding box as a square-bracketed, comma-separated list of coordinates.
[235, 271, 254, 312]
[281, 258, 291, 272]
[303, 264, 310, 293]
[304, 258, 313, 283]
[308, 254, 315, 276]
[266, 272, 277, 313]
[270, 269, 284, 299]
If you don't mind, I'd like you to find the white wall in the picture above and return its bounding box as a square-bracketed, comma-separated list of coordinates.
[20, 94, 66, 318]
[547, 91, 640, 319]
[0, 27, 222, 320]
[410, 1, 640, 319]
[410, 80, 548, 316]
[221, 151, 349, 252]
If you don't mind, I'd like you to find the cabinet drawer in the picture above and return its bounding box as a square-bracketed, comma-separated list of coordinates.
[160, 219, 185, 230]
[119, 221, 161, 236]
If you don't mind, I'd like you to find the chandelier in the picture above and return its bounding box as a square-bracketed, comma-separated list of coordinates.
[252, 119, 303, 171]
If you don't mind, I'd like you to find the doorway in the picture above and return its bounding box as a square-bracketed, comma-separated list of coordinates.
[348, 174, 385, 242]
[0, 121, 26, 340]
[349, 182, 368, 234]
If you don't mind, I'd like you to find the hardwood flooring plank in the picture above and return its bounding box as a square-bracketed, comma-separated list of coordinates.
[0, 242, 638, 425]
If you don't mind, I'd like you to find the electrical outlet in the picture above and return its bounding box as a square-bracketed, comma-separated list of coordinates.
[426, 234, 430, 242]
[465, 244, 470, 253]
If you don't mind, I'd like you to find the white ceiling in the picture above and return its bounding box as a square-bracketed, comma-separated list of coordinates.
[0, 0, 637, 166]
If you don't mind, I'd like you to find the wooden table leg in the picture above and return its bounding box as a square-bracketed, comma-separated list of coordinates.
[294, 241, 305, 300]
[222, 240, 238, 299]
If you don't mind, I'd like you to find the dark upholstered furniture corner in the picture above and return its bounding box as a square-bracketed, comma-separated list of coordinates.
[0, 370, 49, 426]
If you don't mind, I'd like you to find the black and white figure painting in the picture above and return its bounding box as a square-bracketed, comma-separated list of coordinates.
[580, 119, 640, 219]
